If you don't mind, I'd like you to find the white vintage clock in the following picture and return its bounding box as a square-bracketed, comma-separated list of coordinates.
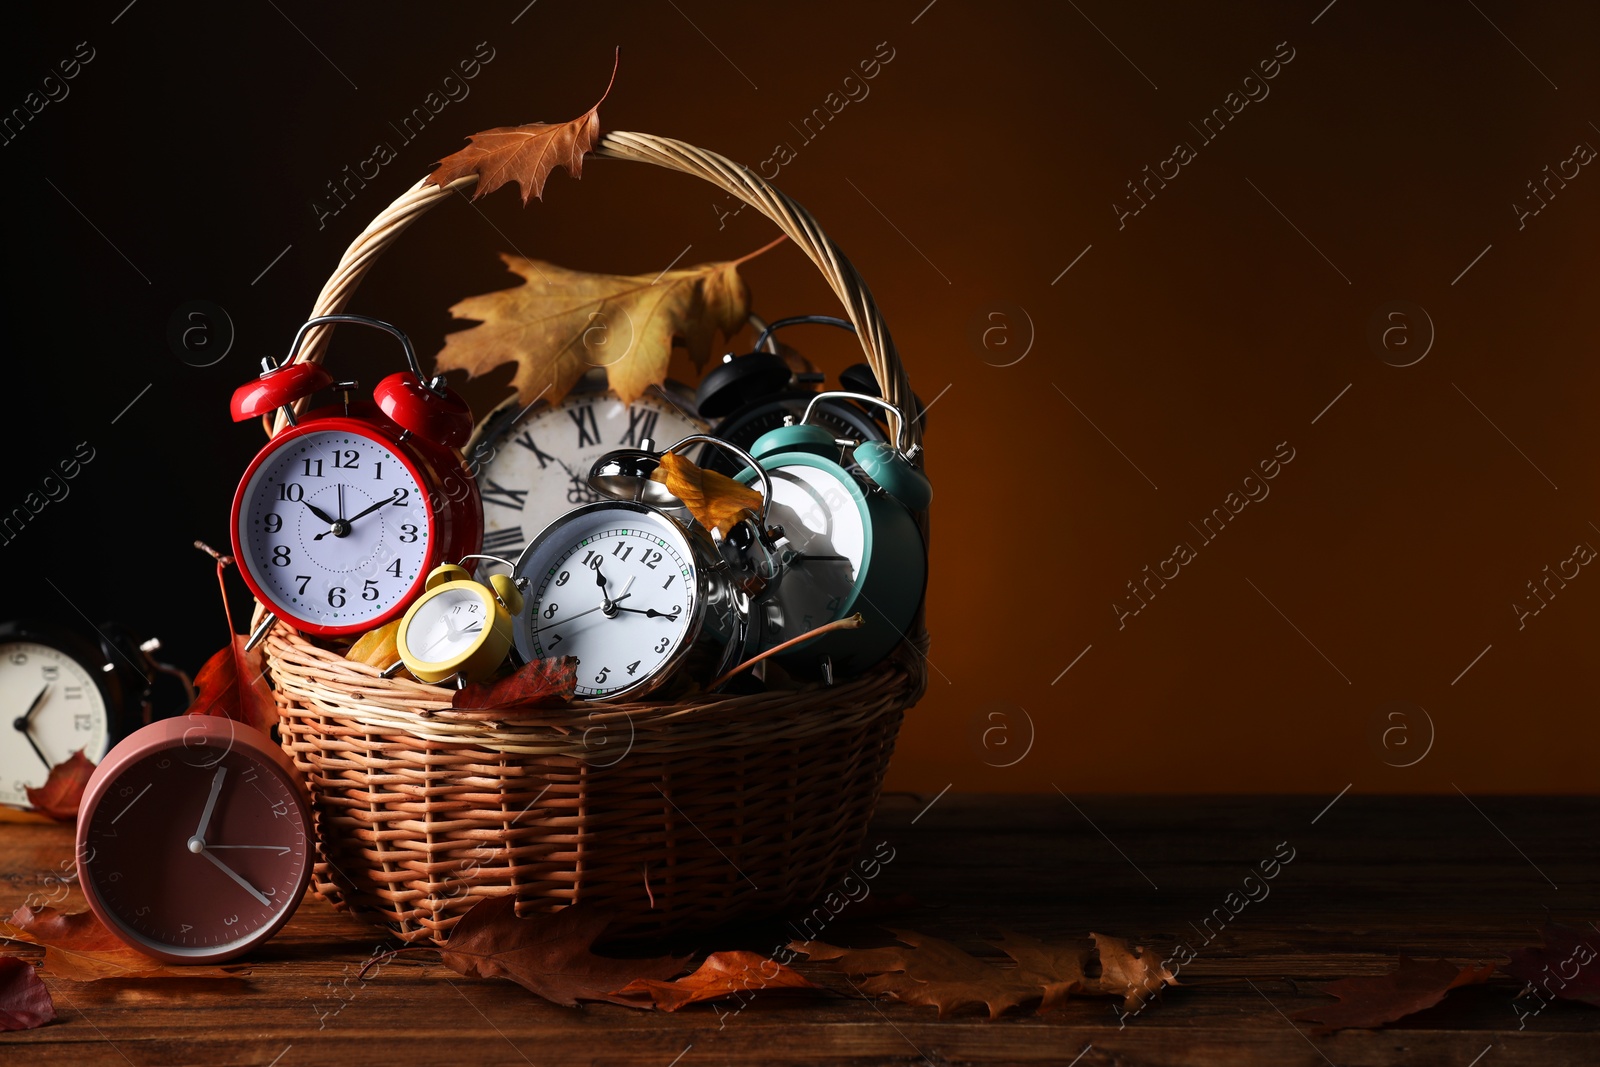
[466, 371, 705, 572]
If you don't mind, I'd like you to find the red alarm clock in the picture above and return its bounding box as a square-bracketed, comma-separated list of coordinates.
[229, 315, 483, 643]
[75, 715, 314, 963]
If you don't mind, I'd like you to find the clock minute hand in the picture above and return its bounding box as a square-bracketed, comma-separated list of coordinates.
[344, 489, 403, 525]
[529, 594, 632, 634]
[198, 848, 272, 907]
[194, 766, 226, 843]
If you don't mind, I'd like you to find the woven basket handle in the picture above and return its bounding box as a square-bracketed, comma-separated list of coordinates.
[273, 130, 919, 450]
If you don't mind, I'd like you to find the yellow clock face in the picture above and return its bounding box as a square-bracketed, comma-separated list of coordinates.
[397, 581, 510, 684]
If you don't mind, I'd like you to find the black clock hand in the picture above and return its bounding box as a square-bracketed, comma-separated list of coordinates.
[317, 490, 402, 538]
[302, 499, 339, 525]
[11, 687, 51, 770]
[337, 483, 346, 521]
[345, 489, 402, 524]
[610, 605, 682, 620]
[594, 563, 613, 612]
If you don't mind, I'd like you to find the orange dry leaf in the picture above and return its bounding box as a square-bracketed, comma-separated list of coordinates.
[1504, 923, 1600, 1008]
[651, 450, 763, 537]
[1086, 931, 1181, 1013]
[612, 950, 820, 1011]
[1293, 956, 1495, 1030]
[425, 52, 615, 204]
[2, 907, 249, 981]
[23, 750, 95, 823]
[436, 243, 768, 408]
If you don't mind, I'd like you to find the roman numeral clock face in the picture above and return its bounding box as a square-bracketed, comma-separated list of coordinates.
[236, 428, 433, 632]
[473, 394, 704, 567]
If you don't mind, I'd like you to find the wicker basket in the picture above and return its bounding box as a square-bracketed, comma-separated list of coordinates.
[261, 130, 929, 943]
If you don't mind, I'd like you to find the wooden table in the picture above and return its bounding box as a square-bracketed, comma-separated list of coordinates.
[2, 794, 1596, 1065]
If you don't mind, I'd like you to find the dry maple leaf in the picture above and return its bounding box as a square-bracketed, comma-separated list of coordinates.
[651, 450, 764, 537]
[2, 906, 249, 982]
[993, 931, 1089, 1012]
[425, 51, 615, 204]
[1292, 956, 1495, 1030]
[432, 897, 687, 1007]
[612, 950, 820, 1011]
[792, 930, 1044, 1020]
[435, 237, 780, 408]
[1504, 923, 1600, 1008]
[451, 657, 577, 714]
[23, 750, 95, 823]
[0, 957, 54, 1031]
[1087, 931, 1181, 1012]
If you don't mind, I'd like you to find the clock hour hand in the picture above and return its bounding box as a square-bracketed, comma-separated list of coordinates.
[197, 848, 272, 908]
[208, 844, 292, 855]
[301, 499, 339, 526]
[12, 685, 53, 767]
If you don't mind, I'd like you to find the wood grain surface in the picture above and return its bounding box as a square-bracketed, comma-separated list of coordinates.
[1, 792, 1595, 1066]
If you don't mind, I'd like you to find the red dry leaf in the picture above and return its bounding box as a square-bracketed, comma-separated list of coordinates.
[434, 897, 687, 1007]
[1293, 956, 1495, 1029]
[1504, 923, 1600, 1008]
[0, 957, 55, 1031]
[186, 549, 278, 733]
[23, 750, 95, 823]
[2, 906, 249, 982]
[451, 657, 577, 714]
[425, 51, 615, 204]
[613, 950, 820, 1011]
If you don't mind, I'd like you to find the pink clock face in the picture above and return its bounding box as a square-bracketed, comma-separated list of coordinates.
[77, 717, 312, 963]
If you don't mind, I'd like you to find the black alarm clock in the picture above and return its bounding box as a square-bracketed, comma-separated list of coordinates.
[695, 316, 917, 477]
[1, 620, 191, 810]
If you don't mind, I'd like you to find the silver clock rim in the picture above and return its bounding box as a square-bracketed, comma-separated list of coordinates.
[511, 500, 710, 703]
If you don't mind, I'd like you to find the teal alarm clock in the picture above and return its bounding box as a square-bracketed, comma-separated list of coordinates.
[740, 390, 930, 680]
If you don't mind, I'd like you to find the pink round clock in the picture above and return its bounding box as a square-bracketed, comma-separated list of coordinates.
[75, 715, 314, 963]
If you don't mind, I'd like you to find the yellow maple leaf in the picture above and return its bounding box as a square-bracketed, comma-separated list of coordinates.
[650, 450, 763, 536]
[435, 238, 781, 407]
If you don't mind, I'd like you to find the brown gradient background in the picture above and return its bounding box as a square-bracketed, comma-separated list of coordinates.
[2, 2, 1594, 794]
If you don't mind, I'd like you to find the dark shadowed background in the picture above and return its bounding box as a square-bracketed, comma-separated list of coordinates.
[2, 1, 1594, 794]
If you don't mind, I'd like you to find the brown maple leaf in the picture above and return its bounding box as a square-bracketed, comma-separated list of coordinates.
[425, 51, 616, 204]
[435, 237, 779, 408]
[793, 930, 1044, 1020]
[993, 931, 1089, 1011]
[433, 897, 687, 1007]
[0, 957, 54, 1031]
[451, 657, 577, 714]
[651, 450, 764, 537]
[1504, 923, 1600, 1008]
[1293, 956, 1495, 1029]
[1087, 932, 1181, 1012]
[2, 906, 249, 981]
[612, 950, 820, 1011]
[23, 750, 95, 823]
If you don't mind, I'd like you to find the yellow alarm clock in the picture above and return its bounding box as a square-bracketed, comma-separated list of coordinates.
[395, 561, 525, 685]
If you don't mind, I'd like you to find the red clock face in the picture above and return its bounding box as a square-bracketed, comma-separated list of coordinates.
[76, 717, 313, 963]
